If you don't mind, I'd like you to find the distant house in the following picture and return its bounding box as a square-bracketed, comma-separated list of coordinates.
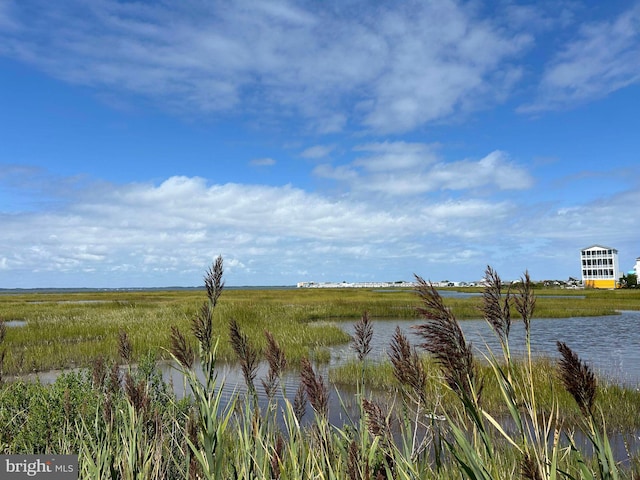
[634, 257, 640, 277]
[580, 245, 619, 289]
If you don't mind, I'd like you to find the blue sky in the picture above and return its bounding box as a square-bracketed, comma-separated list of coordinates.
[1, 0, 639, 288]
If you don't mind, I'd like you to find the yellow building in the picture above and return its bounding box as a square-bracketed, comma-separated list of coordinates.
[580, 245, 619, 289]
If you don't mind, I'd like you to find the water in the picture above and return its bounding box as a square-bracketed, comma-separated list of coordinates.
[159, 310, 640, 426]
[334, 310, 640, 386]
[5, 320, 27, 327]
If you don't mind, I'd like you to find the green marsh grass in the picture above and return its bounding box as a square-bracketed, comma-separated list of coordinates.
[2, 286, 639, 375]
[1, 259, 640, 479]
[330, 356, 640, 432]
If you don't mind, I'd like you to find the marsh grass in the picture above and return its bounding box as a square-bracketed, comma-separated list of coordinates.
[330, 356, 640, 432]
[1, 260, 640, 479]
[2, 286, 639, 375]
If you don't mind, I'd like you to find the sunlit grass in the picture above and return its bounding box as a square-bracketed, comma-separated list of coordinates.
[1, 286, 639, 374]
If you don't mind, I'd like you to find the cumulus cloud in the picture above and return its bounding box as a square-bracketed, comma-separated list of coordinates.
[0, 0, 531, 133]
[2, 170, 638, 286]
[0, 173, 527, 286]
[314, 143, 533, 196]
[300, 145, 336, 159]
[522, 4, 640, 112]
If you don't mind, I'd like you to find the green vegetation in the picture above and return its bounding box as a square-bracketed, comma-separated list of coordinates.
[1, 282, 639, 375]
[330, 356, 640, 432]
[620, 273, 638, 289]
[1, 260, 640, 478]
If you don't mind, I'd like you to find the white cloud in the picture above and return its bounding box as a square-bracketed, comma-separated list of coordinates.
[2, 170, 639, 286]
[0, 174, 525, 286]
[353, 142, 439, 171]
[0, 0, 532, 133]
[315, 143, 533, 196]
[300, 145, 335, 159]
[522, 4, 640, 112]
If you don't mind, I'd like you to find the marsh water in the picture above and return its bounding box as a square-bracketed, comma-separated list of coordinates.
[19, 310, 640, 396]
[164, 309, 640, 414]
[332, 309, 640, 386]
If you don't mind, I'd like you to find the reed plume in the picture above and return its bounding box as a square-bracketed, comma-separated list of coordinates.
[229, 319, 259, 393]
[204, 256, 224, 307]
[293, 383, 307, 422]
[262, 330, 287, 399]
[362, 398, 391, 441]
[192, 301, 214, 355]
[124, 372, 150, 414]
[388, 326, 427, 405]
[191, 256, 224, 354]
[514, 270, 536, 334]
[352, 311, 373, 361]
[557, 341, 597, 417]
[300, 357, 328, 418]
[170, 325, 195, 370]
[480, 265, 511, 346]
[118, 330, 133, 364]
[91, 356, 107, 390]
[412, 275, 477, 401]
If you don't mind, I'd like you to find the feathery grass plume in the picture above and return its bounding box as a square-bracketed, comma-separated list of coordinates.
[480, 265, 511, 346]
[362, 398, 396, 479]
[293, 382, 307, 422]
[412, 275, 477, 401]
[169, 325, 195, 370]
[192, 301, 215, 355]
[300, 357, 328, 418]
[107, 362, 121, 396]
[91, 356, 107, 390]
[191, 257, 224, 355]
[204, 256, 225, 307]
[262, 330, 287, 399]
[389, 326, 427, 405]
[362, 398, 391, 441]
[229, 319, 260, 393]
[557, 341, 597, 417]
[103, 391, 114, 426]
[125, 373, 150, 414]
[514, 270, 536, 335]
[352, 311, 373, 361]
[118, 330, 133, 364]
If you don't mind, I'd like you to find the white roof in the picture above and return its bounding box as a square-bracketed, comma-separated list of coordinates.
[581, 244, 617, 252]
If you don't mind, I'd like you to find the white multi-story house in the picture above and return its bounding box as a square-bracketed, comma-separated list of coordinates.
[634, 257, 640, 276]
[580, 245, 620, 289]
